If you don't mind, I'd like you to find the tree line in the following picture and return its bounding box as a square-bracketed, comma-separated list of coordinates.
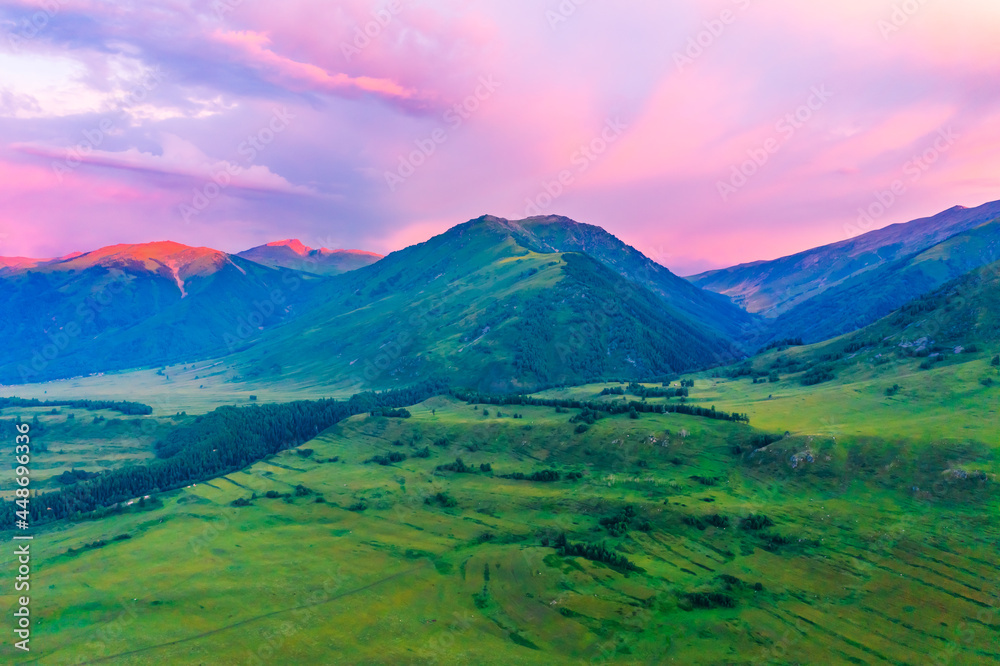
[451, 390, 750, 424]
[1, 380, 447, 526]
[0, 397, 153, 415]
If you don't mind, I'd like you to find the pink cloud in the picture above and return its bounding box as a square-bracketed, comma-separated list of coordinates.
[211, 29, 421, 103]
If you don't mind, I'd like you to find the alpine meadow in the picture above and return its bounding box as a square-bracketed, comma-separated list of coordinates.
[1, 2, 999, 665]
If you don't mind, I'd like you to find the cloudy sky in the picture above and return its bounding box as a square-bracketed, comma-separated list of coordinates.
[1, 0, 998, 275]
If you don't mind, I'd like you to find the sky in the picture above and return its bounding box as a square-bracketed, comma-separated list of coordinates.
[0, 0, 998, 276]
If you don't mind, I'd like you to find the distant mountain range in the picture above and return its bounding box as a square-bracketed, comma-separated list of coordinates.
[689, 200, 1000, 344]
[0, 217, 748, 388]
[237, 240, 382, 276]
[0, 242, 324, 383]
[3, 200, 998, 387]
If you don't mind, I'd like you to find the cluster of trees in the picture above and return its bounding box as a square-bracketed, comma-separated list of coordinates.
[597, 505, 650, 536]
[498, 469, 560, 482]
[0, 397, 152, 415]
[370, 408, 412, 418]
[366, 451, 407, 466]
[2, 380, 447, 525]
[424, 492, 457, 508]
[451, 390, 750, 424]
[682, 514, 730, 530]
[625, 382, 688, 398]
[758, 338, 804, 354]
[800, 364, 835, 386]
[552, 533, 642, 573]
[436, 458, 478, 474]
[55, 469, 99, 485]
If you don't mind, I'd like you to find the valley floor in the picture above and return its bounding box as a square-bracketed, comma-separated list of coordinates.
[3, 396, 997, 664]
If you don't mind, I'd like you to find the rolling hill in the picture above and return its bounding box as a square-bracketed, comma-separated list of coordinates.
[688, 199, 1000, 320]
[225, 216, 743, 392]
[0, 242, 324, 383]
[237, 239, 382, 276]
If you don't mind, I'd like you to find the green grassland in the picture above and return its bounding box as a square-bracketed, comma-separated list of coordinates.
[537, 353, 999, 446]
[0, 407, 174, 497]
[3, 396, 997, 664]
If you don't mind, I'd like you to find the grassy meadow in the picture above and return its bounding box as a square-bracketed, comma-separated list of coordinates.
[2, 394, 997, 664]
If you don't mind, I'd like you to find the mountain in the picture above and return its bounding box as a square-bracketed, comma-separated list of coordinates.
[0, 242, 323, 383]
[237, 239, 382, 275]
[849, 258, 1000, 351]
[740, 258, 1000, 386]
[498, 215, 762, 345]
[225, 215, 743, 392]
[0, 252, 83, 276]
[689, 200, 1000, 318]
[765, 218, 1000, 343]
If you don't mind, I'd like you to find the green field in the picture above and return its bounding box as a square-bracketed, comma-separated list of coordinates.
[3, 395, 997, 664]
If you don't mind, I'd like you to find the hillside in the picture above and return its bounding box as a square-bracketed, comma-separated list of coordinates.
[697, 259, 1000, 435]
[764, 218, 1000, 343]
[503, 216, 762, 344]
[237, 239, 382, 276]
[689, 200, 1000, 318]
[226, 216, 742, 392]
[0, 242, 324, 383]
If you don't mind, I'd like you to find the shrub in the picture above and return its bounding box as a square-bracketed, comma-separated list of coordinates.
[705, 514, 729, 528]
[552, 533, 642, 573]
[366, 451, 407, 466]
[499, 470, 560, 482]
[436, 458, 476, 474]
[425, 492, 457, 508]
[801, 365, 835, 386]
[231, 497, 252, 507]
[992, 355, 1000, 367]
[683, 592, 736, 609]
[347, 502, 367, 512]
[413, 447, 431, 458]
[885, 384, 901, 396]
[740, 514, 774, 531]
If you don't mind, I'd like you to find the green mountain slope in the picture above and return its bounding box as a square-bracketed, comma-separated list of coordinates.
[689, 199, 1000, 317]
[228, 217, 741, 392]
[764, 218, 1000, 343]
[504, 216, 762, 344]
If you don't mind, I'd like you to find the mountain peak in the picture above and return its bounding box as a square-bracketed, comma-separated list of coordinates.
[266, 239, 313, 255]
[237, 241, 382, 275]
[50, 241, 234, 280]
